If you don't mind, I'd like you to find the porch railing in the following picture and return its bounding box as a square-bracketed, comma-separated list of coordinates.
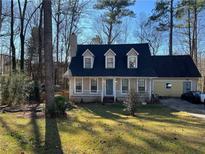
[72, 90, 149, 98]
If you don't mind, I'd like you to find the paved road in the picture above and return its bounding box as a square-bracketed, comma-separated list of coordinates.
[161, 98, 205, 119]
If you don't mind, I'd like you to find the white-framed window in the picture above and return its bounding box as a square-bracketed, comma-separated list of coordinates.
[75, 78, 83, 93]
[138, 79, 145, 92]
[128, 56, 137, 68]
[90, 78, 98, 93]
[166, 83, 172, 89]
[106, 56, 115, 68]
[84, 57, 93, 69]
[121, 79, 129, 94]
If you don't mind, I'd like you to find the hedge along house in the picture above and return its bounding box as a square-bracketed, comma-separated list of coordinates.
[64, 34, 201, 102]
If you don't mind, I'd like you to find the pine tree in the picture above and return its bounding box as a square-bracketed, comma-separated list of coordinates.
[149, 0, 175, 55]
[94, 0, 135, 44]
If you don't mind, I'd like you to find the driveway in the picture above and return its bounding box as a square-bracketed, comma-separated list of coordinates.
[161, 98, 205, 119]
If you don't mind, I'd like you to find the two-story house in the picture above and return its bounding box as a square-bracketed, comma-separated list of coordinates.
[64, 34, 201, 103]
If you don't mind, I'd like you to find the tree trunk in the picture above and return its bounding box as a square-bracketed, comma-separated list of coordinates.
[43, 0, 55, 117]
[188, 6, 192, 56]
[0, 0, 2, 31]
[169, 0, 173, 55]
[108, 23, 113, 44]
[38, 6, 43, 83]
[192, 0, 197, 65]
[10, 0, 16, 71]
[55, 0, 61, 85]
[18, 0, 28, 71]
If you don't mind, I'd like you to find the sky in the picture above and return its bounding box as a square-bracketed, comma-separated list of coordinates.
[78, 0, 156, 44]
[1, 0, 204, 56]
[77, 0, 205, 55]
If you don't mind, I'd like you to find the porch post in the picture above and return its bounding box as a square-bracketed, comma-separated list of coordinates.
[149, 79, 152, 100]
[114, 78, 116, 102]
[101, 78, 104, 102]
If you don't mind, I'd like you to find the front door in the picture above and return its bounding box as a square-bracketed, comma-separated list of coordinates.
[183, 81, 191, 93]
[106, 79, 113, 95]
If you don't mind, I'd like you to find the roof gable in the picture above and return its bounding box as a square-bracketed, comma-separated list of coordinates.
[82, 49, 94, 57]
[126, 48, 139, 56]
[104, 49, 116, 56]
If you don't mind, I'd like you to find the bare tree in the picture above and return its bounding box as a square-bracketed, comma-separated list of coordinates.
[53, 0, 64, 84]
[38, 6, 43, 83]
[0, 0, 2, 31]
[61, 0, 89, 65]
[18, 0, 28, 71]
[43, 0, 55, 116]
[10, 0, 16, 71]
[136, 15, 162, 55]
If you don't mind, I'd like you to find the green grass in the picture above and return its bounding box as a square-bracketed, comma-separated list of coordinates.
[0, 103, 205, 154]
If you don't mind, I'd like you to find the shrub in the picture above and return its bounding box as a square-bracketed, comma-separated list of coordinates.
[124, 89, 141, 116]
[0, 73, 33, 106]
[54, 95, 68, 115]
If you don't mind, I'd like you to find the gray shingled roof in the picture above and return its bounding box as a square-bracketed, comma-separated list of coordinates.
[69, 44, 201, 78]
[152, 55, 201, 77]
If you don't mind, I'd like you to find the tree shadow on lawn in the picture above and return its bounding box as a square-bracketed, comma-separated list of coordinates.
[80, 103, 126, 120]
[82, 103, 205, 128]
[0, 116, 30, 151]
[28, 105, 43, 153]
[44, 116, 64, 154]
[29, 104, 63, 154]
[74, 104, 203, 153]
[78, 103, 205, 153]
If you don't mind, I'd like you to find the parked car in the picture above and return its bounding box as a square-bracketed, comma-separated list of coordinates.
[181, 91, 205, 104]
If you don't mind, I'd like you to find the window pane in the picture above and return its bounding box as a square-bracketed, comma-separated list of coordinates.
[84, 58, 92, 68]
[166, 83, 172, 89]
[122, 79, 128, 93]
[91, 79, 97, 93]
[107, 57, 114, 68]
[138, 79, 145, 92]
[129, 57, 137, 68]
[76, 79, 82, 92]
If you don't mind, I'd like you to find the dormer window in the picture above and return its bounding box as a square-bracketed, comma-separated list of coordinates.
[126, 48, 139, 69]
[84, 57, 92, 68]
[82, 49, 94, 69]
[128, 56, 137, 68]
[106, 56, 115, 68]
[104, 49, 116, 69]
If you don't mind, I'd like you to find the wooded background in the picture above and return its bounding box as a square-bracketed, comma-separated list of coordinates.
[0, 0, 205, 90]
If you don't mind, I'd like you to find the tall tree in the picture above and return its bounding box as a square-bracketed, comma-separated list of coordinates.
[53, 0, 63, 85]
[94, 0, 135, 44]
[176, 0, 205, 64]
[18, 0, 28, 71]
[136, 15, 162, 55]
[10, 0, 16, 71]
[0, 0, 2, 31]
[38, 6, 43, 83]
[62, 0, 89, 65]
[149, 0, 175, 55]
[43, 0, 55, 117]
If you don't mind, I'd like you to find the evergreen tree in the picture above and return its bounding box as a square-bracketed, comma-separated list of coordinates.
[94, 0, 135, 44]
[149, 0, 175, 55]
[176, 0, 205, 64]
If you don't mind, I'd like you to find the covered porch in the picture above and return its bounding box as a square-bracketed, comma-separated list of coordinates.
[69, 77, 153, 103]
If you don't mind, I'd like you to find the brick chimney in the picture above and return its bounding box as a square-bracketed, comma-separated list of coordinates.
[69, 33, 77, 58]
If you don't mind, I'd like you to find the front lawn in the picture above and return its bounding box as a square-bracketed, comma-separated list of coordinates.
[0, 103, 205, 154]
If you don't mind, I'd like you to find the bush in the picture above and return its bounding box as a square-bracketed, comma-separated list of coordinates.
[0, 73, 33, 106]
[54, 95, 68, 115]
[124, 89, 141, 116]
